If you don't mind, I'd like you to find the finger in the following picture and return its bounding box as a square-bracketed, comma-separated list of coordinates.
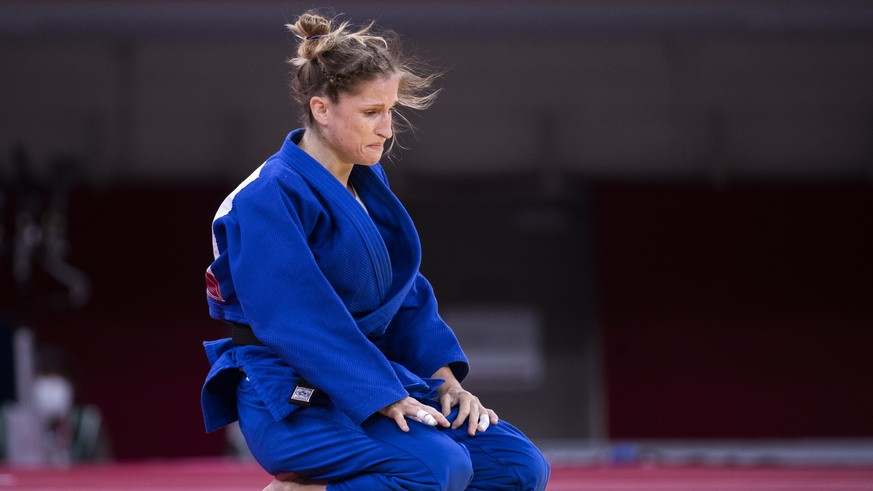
[453, 398, 472, 430]
[419, 407, 451, 428]
[393, 411, 410, 432]
[428, 406, 451, 427]
[490, 408, 500, 425]
[440, 393, 452, 417]
[425, 407, 449, 428]
[415, 409, 438, 426]
[467, 406, 482, 435]
[477, 413, 490, 432]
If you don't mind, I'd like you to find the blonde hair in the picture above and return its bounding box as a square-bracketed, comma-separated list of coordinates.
[285, 11, 441, 152]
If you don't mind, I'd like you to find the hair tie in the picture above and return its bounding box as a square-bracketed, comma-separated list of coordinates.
[306, 34, 327, 40]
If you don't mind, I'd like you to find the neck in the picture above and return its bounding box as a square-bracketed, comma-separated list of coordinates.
[298, 129, 353, 187]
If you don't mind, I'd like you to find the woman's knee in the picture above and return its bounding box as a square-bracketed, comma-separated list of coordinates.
[342, 441, 472, 491]
[430, 440, 474, 491]
[467, 437, 550, 491]
[513, 445, 551, 491]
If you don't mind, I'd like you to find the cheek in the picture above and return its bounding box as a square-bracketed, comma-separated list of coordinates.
[338, 124, 361, 150]
[326, 117, 353, 146]
[336, 115, 359, 136]
[345, 120, 370, 147]
[327, 113, 371, 155]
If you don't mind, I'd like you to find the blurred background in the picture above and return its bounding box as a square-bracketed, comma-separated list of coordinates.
[1, 0, 872, 465]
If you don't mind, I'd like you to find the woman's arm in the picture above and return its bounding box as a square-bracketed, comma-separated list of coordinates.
[372, 273, 469, 381]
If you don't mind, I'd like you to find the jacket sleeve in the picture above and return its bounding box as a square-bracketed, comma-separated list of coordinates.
[374, 271, 470, 383]
[225, 177, 408, 425]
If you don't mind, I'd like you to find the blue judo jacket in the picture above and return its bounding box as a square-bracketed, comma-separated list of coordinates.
[201, 129, 469, 432]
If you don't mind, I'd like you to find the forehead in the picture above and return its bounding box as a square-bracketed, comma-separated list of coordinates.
[340, 73, 400, 105]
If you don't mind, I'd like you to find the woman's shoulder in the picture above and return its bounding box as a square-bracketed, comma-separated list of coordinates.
[213, 160, 323, 230]
[234, 158, 318, 203]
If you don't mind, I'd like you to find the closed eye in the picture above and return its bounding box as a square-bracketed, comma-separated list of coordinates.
[364, 103, 398, 116]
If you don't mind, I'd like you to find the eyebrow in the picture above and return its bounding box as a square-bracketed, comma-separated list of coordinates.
[360, 99, 399, 108]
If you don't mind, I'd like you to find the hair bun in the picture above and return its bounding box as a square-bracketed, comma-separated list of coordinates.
[286, 11, 332, 62]
[290, 12, 330, 39]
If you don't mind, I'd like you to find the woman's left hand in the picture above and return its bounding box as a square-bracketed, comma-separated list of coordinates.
[432, 366, 499, 436]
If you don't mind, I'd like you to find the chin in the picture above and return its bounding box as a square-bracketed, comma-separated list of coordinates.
[360, 154, 383, 166]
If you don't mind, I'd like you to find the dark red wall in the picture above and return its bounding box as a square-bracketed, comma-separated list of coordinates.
[595, 184, 873, 438]
[4, 186, 231, 459]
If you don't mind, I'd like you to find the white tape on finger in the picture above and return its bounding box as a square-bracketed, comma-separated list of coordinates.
[415, 409, 437, 426]
[477, 414, 490, 432]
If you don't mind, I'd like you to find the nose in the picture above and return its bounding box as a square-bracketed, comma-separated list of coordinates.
[376, 110, 393, 139]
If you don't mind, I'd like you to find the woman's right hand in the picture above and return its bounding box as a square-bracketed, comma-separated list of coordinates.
[378, 396, 450, 432]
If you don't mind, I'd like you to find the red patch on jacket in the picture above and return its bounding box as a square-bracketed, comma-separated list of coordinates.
[205, 267, 224, 302]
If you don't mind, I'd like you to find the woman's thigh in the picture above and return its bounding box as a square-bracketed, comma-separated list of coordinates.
[237, 377, 473, 490]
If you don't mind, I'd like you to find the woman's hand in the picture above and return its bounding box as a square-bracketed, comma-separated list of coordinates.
[432, 366, 499, 436]
[378, 396, 450, 432]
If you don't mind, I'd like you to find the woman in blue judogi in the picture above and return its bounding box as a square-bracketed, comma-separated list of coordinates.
[200, 10, 549, 491]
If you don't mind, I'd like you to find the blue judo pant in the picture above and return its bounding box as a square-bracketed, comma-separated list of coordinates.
[237, 377, 550, 490]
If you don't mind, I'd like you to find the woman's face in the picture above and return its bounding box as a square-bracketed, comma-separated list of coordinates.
[320, 73, 399, 167]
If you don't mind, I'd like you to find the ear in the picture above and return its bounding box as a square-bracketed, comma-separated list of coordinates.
[310, 96, 329, 125]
